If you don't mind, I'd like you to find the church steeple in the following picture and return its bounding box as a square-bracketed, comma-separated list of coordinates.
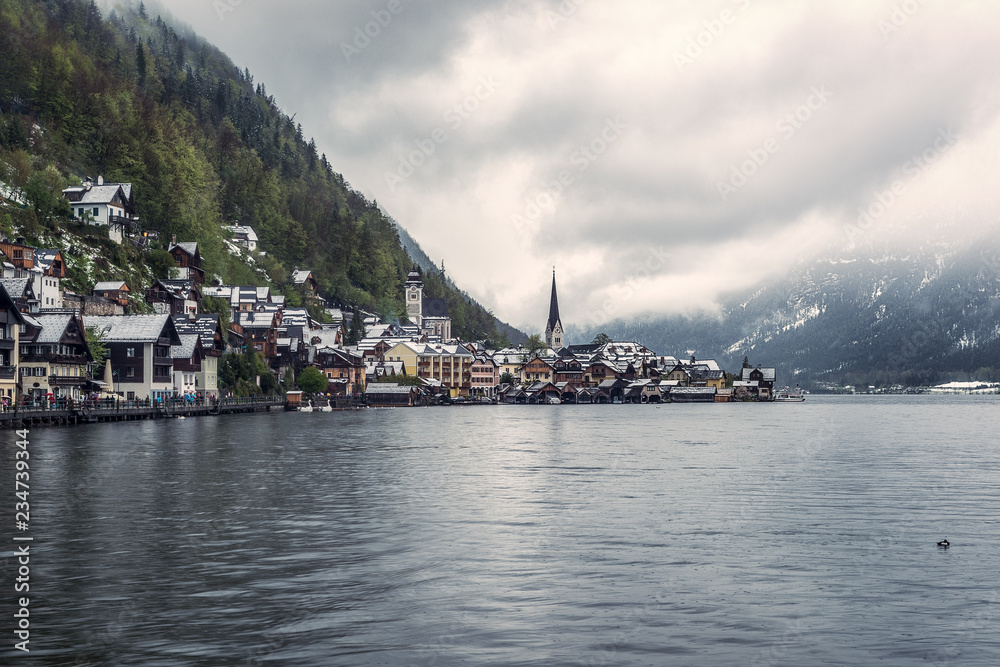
[545, 268, 563, 349]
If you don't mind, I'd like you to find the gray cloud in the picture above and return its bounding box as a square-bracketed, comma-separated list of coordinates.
[158, 0, 1000, 332]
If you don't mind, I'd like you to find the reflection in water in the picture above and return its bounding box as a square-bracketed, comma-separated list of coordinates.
[2, 396, 999, 665]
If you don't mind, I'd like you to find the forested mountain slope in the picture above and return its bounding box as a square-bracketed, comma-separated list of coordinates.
[0, 0, 520, 344]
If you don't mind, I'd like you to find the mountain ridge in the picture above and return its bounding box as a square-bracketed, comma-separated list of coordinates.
[576, 235, 1000, 388]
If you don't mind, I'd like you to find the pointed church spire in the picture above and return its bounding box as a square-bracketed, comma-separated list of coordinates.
[545, 268, 563, 349]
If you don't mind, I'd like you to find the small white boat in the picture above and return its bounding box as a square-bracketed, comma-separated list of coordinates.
[775, 386, 805, 402]
[299, 399, 314, 413]
[318, 400, 333, 412]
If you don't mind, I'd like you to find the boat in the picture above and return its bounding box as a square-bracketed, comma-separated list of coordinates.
[317, 399, 333, 412]
[775, 386, 805, 402]
[299, 399, 314, 413]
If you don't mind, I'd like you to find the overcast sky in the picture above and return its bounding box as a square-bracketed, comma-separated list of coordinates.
[152, 0, 1000, 334]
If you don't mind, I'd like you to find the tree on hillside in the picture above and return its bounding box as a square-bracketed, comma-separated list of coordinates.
[523, 334, 547, 362]
[297, 366, 328, 394]
[346, 307, 365, 345]
[591, 333, 612, 346]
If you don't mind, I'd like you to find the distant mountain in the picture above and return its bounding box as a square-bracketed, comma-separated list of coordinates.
[576, 236, 1000, 388]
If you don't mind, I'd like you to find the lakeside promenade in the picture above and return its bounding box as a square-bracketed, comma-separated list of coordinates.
[0, 395, 286, 429]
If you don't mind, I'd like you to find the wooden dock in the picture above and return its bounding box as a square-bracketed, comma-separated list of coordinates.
[0, 396, 286, 429]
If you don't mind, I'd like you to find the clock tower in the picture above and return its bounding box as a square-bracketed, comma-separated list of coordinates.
[405, 269, 423, 327]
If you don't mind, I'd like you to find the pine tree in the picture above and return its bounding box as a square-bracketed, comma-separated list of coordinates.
[135, 43, 146, 88]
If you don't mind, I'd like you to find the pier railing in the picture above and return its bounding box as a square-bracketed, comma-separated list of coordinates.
[0, 394, 285, 422]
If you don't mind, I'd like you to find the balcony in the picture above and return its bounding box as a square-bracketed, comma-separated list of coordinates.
[0, 337, 14, 351]
[0, 366, 15, 380]
[49, 375, 88, 387]
[108, 214, 138, 231]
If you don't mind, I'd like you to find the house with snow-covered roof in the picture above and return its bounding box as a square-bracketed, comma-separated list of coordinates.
[84, 314, 181, 402]
[62, 176, 137, 243]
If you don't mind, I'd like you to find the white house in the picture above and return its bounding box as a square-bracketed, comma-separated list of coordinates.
[62, 177, 136, 243]
[225, 225, 259, 252]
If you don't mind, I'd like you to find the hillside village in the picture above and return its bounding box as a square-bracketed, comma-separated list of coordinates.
[0, 176, 780, 410]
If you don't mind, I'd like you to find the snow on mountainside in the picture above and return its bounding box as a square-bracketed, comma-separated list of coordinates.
[577, 236, 1000, 386]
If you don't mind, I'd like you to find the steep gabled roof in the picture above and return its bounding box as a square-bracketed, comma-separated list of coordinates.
[171, 334, 202, 361]
[23, 312, 81, 345]
[546, 269, 560, 331]
[62, 183, 129, 206]
[84, 314, 180, 344]
[168, 241, 199, 257]
[93, 280, 130, 292]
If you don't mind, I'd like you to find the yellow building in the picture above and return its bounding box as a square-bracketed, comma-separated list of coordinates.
[385, 341, 474, 397]
[491, 348, 527, 383]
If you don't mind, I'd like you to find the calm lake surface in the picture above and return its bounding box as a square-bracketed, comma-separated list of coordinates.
[2, 395, 1000, 665]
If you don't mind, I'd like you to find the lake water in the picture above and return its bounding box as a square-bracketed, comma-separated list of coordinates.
[2, 395, 999, 665]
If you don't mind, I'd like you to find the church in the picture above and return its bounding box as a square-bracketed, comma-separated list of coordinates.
[405, 269, 452, 341]
[545, 269, 564, 349]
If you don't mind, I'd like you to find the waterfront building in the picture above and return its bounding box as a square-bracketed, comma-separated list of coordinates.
[470, 354, 499, 398]
[18, 312, 93, 402]
[492, 347, 527, 382]
[172, 314, 226, 398]
[0, 284, 27, 406]
[313, 346, 366, 394]
[523, 355, 555, 383]
[85, 314, 181, 402]
[385, 341, 473, 397]
[171, 334, 204, 396]
[739, 366, 776, 400]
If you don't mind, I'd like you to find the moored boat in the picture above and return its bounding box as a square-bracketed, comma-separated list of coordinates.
[775, 386, 805, 402]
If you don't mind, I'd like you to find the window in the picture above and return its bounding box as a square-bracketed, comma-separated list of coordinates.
[126, 347, 135, 357]
[33, 367, 45, 376]
[20, 367, 29, 376]
[126, 368, 135, 378]
[92, 207, 99, 217]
